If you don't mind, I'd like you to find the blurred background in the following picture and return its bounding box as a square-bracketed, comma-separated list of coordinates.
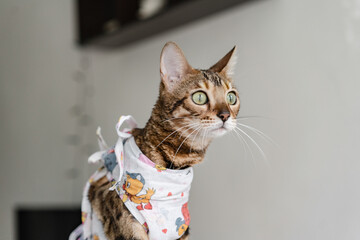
[1, 0, 360, 239]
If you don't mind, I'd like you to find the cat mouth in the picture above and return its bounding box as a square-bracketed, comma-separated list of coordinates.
[212, 126, 228, 134]
[209, 122, 235, 136]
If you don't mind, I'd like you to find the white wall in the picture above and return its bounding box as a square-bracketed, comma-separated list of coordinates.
[1, 0, 360, 239]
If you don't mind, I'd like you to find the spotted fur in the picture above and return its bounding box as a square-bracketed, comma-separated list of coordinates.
[88, 42, 240, 239]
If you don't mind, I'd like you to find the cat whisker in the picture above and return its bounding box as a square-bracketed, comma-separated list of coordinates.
[236, 116, 273, 120]
[171, 125, 201, 168]
[201, 126, 209, 152]
[234, 127, 269, 166]
[230, 131, 247, 161]
[233, 128, 256, 167]
[177, 123, 201, 139]
[189, 126, 203, 153]
[236, 122, 279, 148]
[160, 117, 187, 123]
[156, 122, 199, 149]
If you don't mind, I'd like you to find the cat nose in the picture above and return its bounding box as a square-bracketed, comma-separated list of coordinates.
[217, 111, 230, 122]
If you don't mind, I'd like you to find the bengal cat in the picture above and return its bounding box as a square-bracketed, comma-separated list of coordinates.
[84, 42, 240, 240]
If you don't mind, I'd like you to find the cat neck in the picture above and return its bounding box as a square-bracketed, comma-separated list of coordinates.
[131, 116, 210, 170]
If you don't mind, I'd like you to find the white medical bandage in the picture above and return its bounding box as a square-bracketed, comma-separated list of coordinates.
[70, 116, 193, 240]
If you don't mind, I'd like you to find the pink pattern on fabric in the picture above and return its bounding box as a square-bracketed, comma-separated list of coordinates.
[182, 203, 190, 225]
[138, 153, 155, 167]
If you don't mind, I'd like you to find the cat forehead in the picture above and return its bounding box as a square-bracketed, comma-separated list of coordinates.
[197, 70, 232, 90]
[171, 69, 234, 96]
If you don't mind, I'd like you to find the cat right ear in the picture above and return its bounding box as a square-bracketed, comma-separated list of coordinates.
[160, 42, 194, 92]
[210, 46, 237, 77]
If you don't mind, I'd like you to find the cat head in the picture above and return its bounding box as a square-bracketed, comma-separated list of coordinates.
[156, 42, 240, 144]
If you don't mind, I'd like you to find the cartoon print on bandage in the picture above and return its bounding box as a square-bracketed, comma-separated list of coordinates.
[103, 148, 117, 173]
[122, 171, 155, 210]
[175, 203, 190, 236]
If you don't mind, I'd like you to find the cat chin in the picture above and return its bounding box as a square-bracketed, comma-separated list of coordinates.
[208, 127, 230, 138]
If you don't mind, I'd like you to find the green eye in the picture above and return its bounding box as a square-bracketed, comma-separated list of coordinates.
[226, 92, 237, 105]
[192, 91, 208, 105]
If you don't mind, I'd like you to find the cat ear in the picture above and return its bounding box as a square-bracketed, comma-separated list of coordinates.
[160, 42, 194, 92]
[210, 46, 237, 77]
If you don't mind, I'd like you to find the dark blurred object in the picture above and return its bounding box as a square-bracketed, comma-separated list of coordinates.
[167, 0, 190, 7]
[76, 0, 117, 45]
[116, 0, 141, 25]
[17, 207, 81, 240]
[76, 0, 258, 48]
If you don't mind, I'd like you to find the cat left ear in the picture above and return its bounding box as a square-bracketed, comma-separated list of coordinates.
[210, 46, 237, 77]
[160, 42, 194, 92]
